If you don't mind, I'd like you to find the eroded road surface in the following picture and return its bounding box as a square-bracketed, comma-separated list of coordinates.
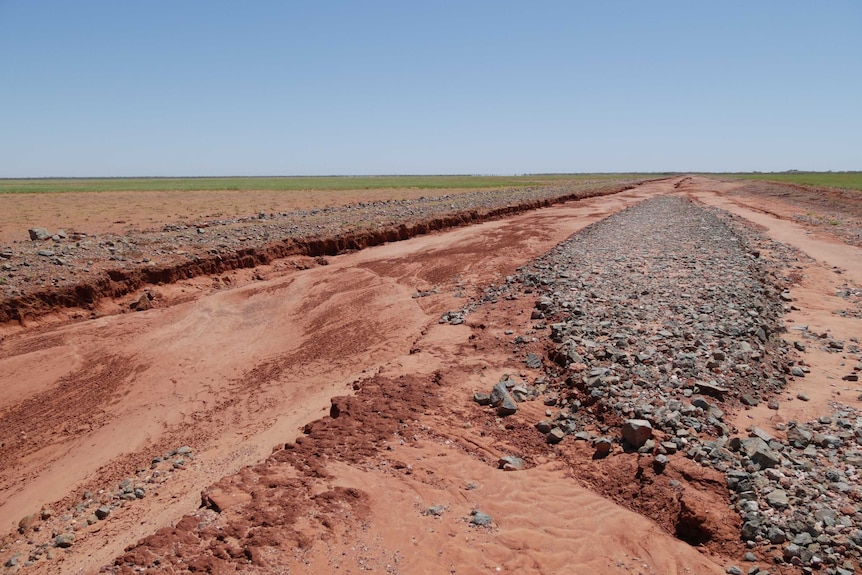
[2, 177, 861, 574]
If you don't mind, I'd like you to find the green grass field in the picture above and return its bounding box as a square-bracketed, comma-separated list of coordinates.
[0, 174, 653, 194]
[724, 172, 862, 192]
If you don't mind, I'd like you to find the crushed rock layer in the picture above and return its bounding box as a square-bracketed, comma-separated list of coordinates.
[484, 195, 860, 573]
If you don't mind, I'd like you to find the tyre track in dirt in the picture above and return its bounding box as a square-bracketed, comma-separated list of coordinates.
[101, 180, 862, 575]
[0, 180, 671, 573]
[7, 176, 861, 574]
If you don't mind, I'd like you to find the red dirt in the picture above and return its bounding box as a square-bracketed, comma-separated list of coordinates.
[0, 181, 644, 326]
[1, 177, 860, 574]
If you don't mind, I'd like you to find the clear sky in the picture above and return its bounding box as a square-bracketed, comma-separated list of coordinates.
[1, 1, 859, 177]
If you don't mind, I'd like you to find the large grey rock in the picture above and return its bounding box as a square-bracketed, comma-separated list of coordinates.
[525, 353, 542, 369]
[55, 533, 74, 548]
[741, 437, 780, 468]
[786, 425, 813, 448]
[496, 394, 518, 416]
[470, 511, 493, 526]
[765, 489, 788, 509]
[622, 419, 653, 448]
[28, 227, 50, 241]
[547, 428, 566, 444]
[489, 381, 510, 405]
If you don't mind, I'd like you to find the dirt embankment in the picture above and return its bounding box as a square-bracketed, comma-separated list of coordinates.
[0, 180, 651, 325]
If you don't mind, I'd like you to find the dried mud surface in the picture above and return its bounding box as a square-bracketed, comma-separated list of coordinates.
[2, 177, 862, 575]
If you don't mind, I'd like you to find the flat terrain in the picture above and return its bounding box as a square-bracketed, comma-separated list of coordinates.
[722, 172, 862, 192]
[0, 174, 643, 244]
[1, 176, 861, 574]
[0, 177, 647, 325]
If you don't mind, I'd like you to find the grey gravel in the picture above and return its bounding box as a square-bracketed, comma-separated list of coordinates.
[469, 511, 493, 527]
[460, 196, 862, 571]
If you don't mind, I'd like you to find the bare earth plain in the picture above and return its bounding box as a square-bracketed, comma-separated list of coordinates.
[1, 176, 862, 575]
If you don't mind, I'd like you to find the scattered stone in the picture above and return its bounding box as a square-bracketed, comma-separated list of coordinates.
[17, 514, 38, 534]
[592, 437, 612, 457]
[95, 505, 111, 520]
[28, 228, 50, 241]
[473, 392, 491, 406]
[130, 293, 153, 311]
[426, 505, 445, 516]
[547, 428, 566, 445]
[765, 489, 788, 509]
[621, 419, 653, 448]
[54, 533, 74, 548]
[498, 456, 525, 471]
[525, 353, 542, 369]
[535, 420, 553, 433]
[469, 511, 493, 527]
[740, 393, 759, 407]
[697, 381, 729, 400]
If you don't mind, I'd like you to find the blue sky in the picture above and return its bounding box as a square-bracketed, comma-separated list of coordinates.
[1, 1, 859, 177]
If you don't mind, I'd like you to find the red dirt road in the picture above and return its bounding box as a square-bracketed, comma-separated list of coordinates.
[0, 181, 665, 572]
[2, 177, 861, 574]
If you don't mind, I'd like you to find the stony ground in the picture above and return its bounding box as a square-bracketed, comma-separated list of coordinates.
[3, 178, 862, 575]
[0, 178, 645, 324]
[94, 193, 862, 575]
[465, 196, 862, 574]
[726, 180, 862, 249]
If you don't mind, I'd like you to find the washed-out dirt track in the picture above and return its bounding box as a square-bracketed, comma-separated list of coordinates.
[1, 177, 861, 574]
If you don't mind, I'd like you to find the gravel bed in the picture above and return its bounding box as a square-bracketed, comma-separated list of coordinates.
[465, 195, 862, 573]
